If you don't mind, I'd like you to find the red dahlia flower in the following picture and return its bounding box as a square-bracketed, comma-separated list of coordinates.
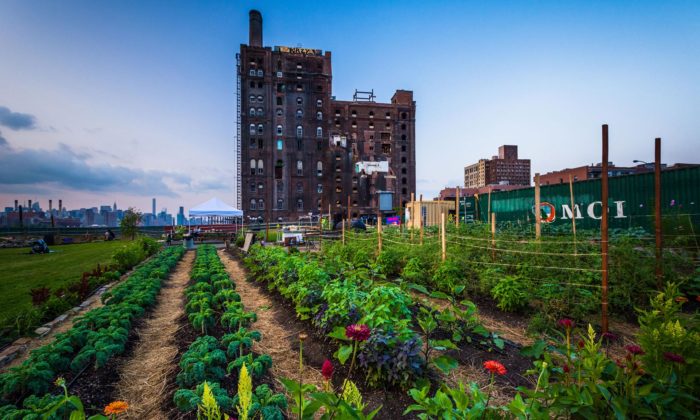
[675, 296, 688, 304]
[321, 359, 334, 380]
[557, 318, 574, 329]
[483, 360, 507, 376]
[345, 324, 371, 341]
[663, 352, 686, 364]
[625, 345, 645, 356]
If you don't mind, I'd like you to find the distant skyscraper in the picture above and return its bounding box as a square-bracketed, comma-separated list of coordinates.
[152, 198, 156, 215]
[113, 202, 117, 212]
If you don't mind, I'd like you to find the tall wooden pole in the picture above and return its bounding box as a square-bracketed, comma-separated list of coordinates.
[419, 194, 424, 245]
[655, 137, 663, 289]
[569, 174, 577, 255]
[455, 186, 460, 228]
[534, 173, 541, 240]
[441, 212, 446, 262]
[342, 220, 346, 245]
[601, 124, 610, 334]
[491, 213, 496, 261]
[347, 196, 351, 223]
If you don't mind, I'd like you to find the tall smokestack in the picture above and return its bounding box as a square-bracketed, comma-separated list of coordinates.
[14, 200, 18, 211]
[49, 199, 53, 212]
[249, 10, 262, 47]
[58, 199, 63, 214]
[28, 200, 32, 211]
[152, 198, 156, 215]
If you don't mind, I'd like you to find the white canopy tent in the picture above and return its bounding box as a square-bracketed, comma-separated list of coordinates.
[188, 198, 244, 230]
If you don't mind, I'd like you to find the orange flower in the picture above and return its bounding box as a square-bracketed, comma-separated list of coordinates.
[104, 401, 129, 416]
[483, 360, 507, 375]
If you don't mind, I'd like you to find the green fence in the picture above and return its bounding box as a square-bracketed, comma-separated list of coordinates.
[460, 166, 700, 231]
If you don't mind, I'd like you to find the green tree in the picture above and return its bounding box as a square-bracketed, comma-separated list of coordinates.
[120, 208, 142, 240]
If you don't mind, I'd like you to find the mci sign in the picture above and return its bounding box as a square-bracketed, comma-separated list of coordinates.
[535, 201, 627, 223]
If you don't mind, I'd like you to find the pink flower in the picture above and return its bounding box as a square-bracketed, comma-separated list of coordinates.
[345, 324, 371, 341]
[321, 359, 334, 380]
[602, 332, 618, 342]
[663, 352, 685, 364]
[483, 360, 507, 375]
[557, 318, 574, 330]
[563, 363, 570, 373]
[625, 345, 645, 356]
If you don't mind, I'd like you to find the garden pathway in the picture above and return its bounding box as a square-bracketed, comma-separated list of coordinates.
[114, 250, 195, 420]
[217, 250, 326, 393]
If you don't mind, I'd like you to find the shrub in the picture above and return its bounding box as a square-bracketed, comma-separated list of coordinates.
[491, 275, 529, 312]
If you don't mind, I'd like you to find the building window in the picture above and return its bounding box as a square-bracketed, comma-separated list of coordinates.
[401, 157, 407, 163]
[257, 69, 263, 77]
[335, 109, 340, 116]
[249, 107, 256, 117]
[276, 180, 283, 192]
[351, 120, 357, 128]
[277, 139, 283, 150]
[296, 125, 303, 138]
[249, 95, 256, 103]
[316, 127, 322, 138]
[249, 69, 256, 77]
[250, 198, 257, 210]
[249, 81, 255, 88]
[296, 199, 303, 211]
[317, 199, 322, 209]
[296, 160, 303, 176]
[401, 123, 406, 130]
[296, 84, 303, 91]
[351, 110, 357, 118]
[368, 122, 374, 129]
[316, 111, 322, 120]
[402, 188, 407, 195]
[296, 97, 303, 105]
[401, 112, 408, 120]
[276, 125, 283, 135]
[316, 99, 323, 107]
[317, 183, 323, 193]
[257, 159, 264, 175]
[296, 182, 303, 193]
[256, 108, 264, 117]
[276, 97, 283, 105]
[257, 124, 264, 134]
[258, 138, 263, 149]
[401, 144, 407, 152]
[258, 199, 264, 210]
[258, 182, 264, 191]
[385, 111, 391, 119]
[277, 198, 284, 210]
[257, 95, 263, 102]
[369, 111, 374, 118]
[250, 159, 256, 175]
[401, 134, 407, 141]
[249, 124, 256, 135]
[402, 177, 407, 185]
[401, 167, 407, 174]
[317, 161, 323, 176]
[249, 182, 256, 192]
[249, 138, 256, 148]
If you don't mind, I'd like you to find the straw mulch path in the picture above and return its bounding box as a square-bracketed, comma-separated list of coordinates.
[114, 250, 195, 420]
[217, 250, 325, 393]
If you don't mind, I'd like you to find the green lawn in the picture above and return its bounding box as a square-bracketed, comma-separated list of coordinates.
[0, 241, 125, 322]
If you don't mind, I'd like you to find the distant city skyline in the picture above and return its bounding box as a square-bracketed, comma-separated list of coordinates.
[1, 1, 699, 213]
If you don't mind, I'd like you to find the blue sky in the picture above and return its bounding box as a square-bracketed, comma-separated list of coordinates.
[1, 0, 698, 214]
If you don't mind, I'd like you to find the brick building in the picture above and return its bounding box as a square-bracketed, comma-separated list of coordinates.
[536, 162, 690, 185]
[237, 10, 416, 222]
[463, 145, 531, 188]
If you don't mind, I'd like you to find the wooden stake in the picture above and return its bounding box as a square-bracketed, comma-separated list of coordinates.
[441, 212, 446, 262]
[455, 186, 460, 228]
[534, 173, 541, 240]
[601, 124, 610, 334]
[377, 212, 382, 254]
[419, 194, 424, 245]
[347, 196, 351, 223]
[487, 188, 492, 227]
[655, 137, 663, 289]
[342, 219, 346, 245]
[410, 193, 415, 241]
[491, 213, 496, 261]
[569, 174, 577, 255]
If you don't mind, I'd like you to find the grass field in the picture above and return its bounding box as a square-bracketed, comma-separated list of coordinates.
[0, 241, 125, 323]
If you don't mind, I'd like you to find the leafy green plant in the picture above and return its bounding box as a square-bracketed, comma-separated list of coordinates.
[176, 336, 228, 388]
[227, 353, 272, 379]
[491, 275, 529, 312]
[221, 328, 261, 358]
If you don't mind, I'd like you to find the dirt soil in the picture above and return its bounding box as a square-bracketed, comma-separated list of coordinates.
[219, 249, 418, 419]
[113, 250, 195, 419]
